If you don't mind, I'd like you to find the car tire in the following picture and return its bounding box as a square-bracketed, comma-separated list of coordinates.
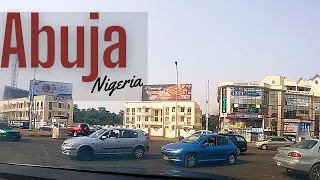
[308, 164, 320, 180]
[73, 131, 78, 137]
[261, 144, 268, 150]
[133, 146, 145, 159]
[226, 154, 236, 164]
[77, 146, 94, 161]
[184, 153, 197, 168]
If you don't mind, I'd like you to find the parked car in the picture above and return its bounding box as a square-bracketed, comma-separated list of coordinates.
[254, 136, 295, 150]
[273, 139, 320, 180]
[161, 134, 237, 167]
[61, 128, 149, 161]
[219, 133, 248, 155]
[67, 123, 90, 137]
[0, 122, 21, 141]
[39, 124, 54, 132]
[178, 130, 213, 141]
[19, 122, 30, 129]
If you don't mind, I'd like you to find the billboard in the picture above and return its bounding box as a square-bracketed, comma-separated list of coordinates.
[29, 80, 73, 99]
[221, 88, 227, 113]
[2, 86, 29, 100]
[284, 123, 299, 133]
[142, 84, 192, 101]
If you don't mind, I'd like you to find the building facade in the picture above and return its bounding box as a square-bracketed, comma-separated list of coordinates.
[0, 95, 74, 124]
[123, 101, 202, 138]
[217, 75, 320, 140]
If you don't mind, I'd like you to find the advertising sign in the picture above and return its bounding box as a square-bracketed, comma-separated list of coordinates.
[222, 88, 227, 113]
[141, 84, 192, 101]
[29, 80, 73, 99]
[300, 123, 310, 132]
[233, 107, 258, 113]
[231, 91, 261, 97]
[284, 123, 299, 133]
[234, 113, 258, 119]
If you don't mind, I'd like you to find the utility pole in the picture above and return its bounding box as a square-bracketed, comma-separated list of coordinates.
[174, 61, 178, 138]
[206, 80, 209, 132]
[29, 68, 37, 130]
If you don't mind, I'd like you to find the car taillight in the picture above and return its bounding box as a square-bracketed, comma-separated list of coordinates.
[288, 152, 301, 158]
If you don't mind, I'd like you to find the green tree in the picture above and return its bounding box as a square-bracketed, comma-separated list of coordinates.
[202, 113, 219, 132]
[72, 104, 122, 125]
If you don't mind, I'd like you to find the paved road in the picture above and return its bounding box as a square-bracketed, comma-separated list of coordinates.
[0, 137, 308, 180]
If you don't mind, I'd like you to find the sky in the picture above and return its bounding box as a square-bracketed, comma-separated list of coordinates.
[0, 0, 320, 114]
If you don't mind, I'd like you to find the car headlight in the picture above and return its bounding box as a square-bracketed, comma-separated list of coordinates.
[171, 148, 182, 153]
[64, 143, 75, 147]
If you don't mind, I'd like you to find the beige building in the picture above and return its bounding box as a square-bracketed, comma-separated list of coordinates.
[0, 95, 73, 124]
[124, 101, 202, 138]
[217, 74, 320, 140]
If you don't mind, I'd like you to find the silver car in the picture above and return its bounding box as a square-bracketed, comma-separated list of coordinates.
[273, 139, 320, 180]
[61, 128, 149, 161]
[254, 136, 295, 150]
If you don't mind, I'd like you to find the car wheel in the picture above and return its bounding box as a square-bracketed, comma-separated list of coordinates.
[261, 144, 268, 150]
[184, 153, 197, 168]
[77, 146, 94, 161]
[308, 164, 320, 180]
[133, 146, 145, 159]
[73, 131, 78, 137]
[226, 154, 236, 164]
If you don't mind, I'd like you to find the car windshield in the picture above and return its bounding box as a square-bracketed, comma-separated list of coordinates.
[89, 129, 107, 138]
[180, 134, 204, 144]
[292, 140, 318, 149]
[0, 123, 12, 129]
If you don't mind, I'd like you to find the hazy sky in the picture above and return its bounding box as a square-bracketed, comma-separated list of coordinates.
[1, 0, 320, 113]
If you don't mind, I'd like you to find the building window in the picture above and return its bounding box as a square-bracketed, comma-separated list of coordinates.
[187, 117, 191, 125]
[155, 110, 159, 116]
[126, 117, 130, 124]
[284, 94, 311, 119]
[165, 107, 169, 115]
[172, 107, 175, 112]
[172, 116, 175, 122]
[137, 108, 141, 112]
[155, 117, 158, 122]
[180, 107, 185, 112]
[145, 117, 148, 121]
[165, 117, 169, 121]
[49, 102, 53, 110]
[316, 80, 319, 84]
[180, 117, 184, 122]
[145, 108, 150, 113]
[187, 107, 191, 115]
[272, 80, 275, 84]
[131, 117, 135, 123]
[137, 116, 141, 121]
[132, 108, 135, 115]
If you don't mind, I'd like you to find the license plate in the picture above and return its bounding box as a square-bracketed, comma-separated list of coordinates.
[277, 161, 282, 166]
[163, 156, 169, 160]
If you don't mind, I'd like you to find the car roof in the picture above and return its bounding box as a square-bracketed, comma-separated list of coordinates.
[102, 127, 142, 131]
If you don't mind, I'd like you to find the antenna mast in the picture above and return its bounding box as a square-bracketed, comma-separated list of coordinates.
[10, 56, 19, 88]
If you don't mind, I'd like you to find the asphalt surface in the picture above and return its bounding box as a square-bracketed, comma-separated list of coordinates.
[0, 137, 308, 180]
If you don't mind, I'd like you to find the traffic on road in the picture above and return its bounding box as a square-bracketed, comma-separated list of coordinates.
[0, 124, 317, 180]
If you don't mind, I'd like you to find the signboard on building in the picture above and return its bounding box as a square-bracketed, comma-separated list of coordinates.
[231, 91, 261, 97]
[141, 84, 192, 101]
[233, 82, 261, 86]
[222, 88, 227, 113]
[234, 113, 258, 119]
[233, 107, 258, 113]
[284, 123, 299, 133]
[29, 80, 73, 99]
[285, 90, 312, 96]
[301, 123, 311, 132]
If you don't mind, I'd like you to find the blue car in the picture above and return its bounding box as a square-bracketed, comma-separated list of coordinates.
[161, 134, 238, 167]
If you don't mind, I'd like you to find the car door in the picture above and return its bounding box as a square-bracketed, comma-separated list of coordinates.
[198, 136, 218, 161]
[97, 130, 121, 154]
[275, 137, 287, 148]
[268, 138, 279, 149]
[119, 130, 139, 153]
[235, 135, 247, 150]
[215, 136, 230, 160]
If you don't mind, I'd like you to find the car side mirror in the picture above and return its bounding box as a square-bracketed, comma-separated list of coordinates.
[101, 136, 107, 140]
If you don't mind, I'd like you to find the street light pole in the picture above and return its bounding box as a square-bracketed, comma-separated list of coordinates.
[29, 68, 37, 130]
[206, 80, 209, 132]
[174, 61, 178, 138]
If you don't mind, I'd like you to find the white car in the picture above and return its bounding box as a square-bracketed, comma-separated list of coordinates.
[179, 130, 213, 141]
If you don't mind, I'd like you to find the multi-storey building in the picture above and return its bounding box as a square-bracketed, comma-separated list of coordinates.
[217, 74, 320, 140]
[0, 95, 73, 124]
[123, 101, 202, 138]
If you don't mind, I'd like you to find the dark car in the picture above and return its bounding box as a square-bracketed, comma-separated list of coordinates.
[0, 122, 21, 141]
[219, 133, 248, 155]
